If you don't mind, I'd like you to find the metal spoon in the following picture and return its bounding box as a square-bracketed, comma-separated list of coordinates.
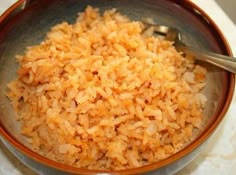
[142, 20, 236, 74]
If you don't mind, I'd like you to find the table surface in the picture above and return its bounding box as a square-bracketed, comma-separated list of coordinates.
[1, 0, 236, 175]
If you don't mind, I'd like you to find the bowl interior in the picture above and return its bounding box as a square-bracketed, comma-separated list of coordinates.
[0, 0, 233, 174]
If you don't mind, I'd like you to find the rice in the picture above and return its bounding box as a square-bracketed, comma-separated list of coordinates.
[7, 6, 207, 170]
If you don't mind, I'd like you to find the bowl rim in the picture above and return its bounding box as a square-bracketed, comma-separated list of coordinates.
[0, 0, 235, 174]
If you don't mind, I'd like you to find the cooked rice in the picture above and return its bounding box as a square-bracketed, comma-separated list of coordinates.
[7, 6, 207, 170]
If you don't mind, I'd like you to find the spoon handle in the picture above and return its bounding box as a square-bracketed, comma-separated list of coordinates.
[178, 43, 236, 74]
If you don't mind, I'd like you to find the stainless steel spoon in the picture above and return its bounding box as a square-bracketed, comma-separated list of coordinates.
[142, 20, 236, 74]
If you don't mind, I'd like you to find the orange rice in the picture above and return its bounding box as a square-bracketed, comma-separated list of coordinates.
[7, 6, 207, 170]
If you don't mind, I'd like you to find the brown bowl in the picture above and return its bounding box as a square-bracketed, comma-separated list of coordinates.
[0, 0, 235, 174]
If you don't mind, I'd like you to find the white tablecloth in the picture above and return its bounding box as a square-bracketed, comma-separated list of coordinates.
[1, 0, 236, 174]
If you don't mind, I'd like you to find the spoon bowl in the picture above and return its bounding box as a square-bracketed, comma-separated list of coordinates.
[143, 20, 236, 74]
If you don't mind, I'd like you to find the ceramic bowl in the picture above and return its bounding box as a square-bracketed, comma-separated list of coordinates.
[0, 0, 235, 174]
